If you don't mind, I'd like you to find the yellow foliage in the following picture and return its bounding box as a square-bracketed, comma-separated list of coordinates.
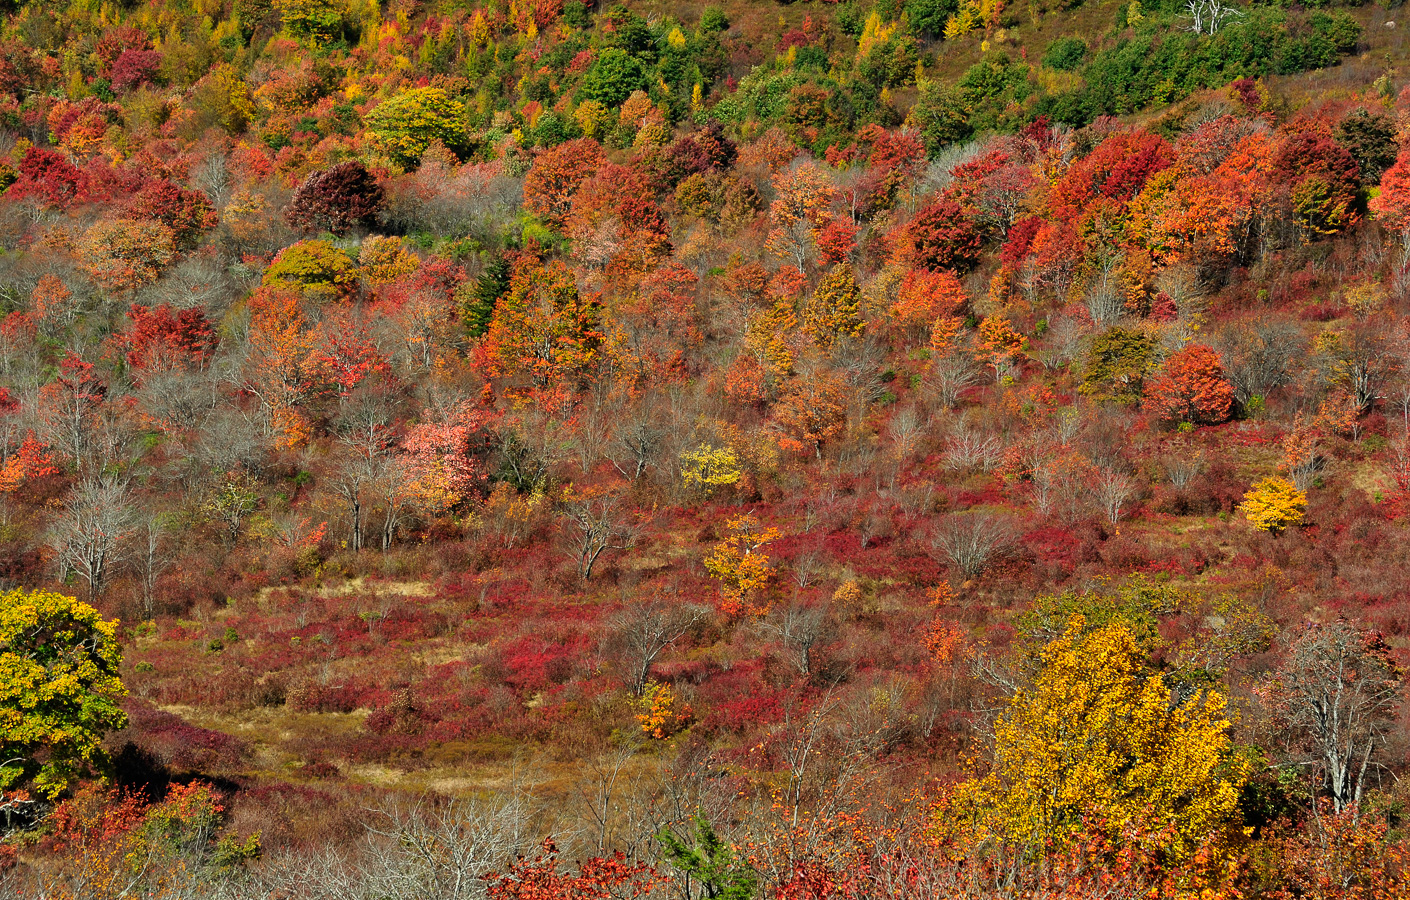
[953, 617, 1248, 860]
[858, 10, 898, 57]
[1239, 476, 1307, 534]
[573, 100, 615, 138]
[679, 443, 743, 495]
[633, 680, 692, 739]
[357, 235, 418, 286]
[704, 515, 780, 618]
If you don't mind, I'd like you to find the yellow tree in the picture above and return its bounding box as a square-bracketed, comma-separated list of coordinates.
[704, 515, 781, 619]
[801, 264, 865, 348]
[1239, 476, 1307, 535]
[953, 617, 1248, 861]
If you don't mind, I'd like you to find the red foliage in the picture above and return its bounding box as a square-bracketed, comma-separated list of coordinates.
[1143, 344, 1236, 426]
[127, 180, 218, 247]
[9, 147, 86, 207]
[897, 200, 983, 274]
[486, 839, 657, 900]
[1049, 129, 1174, 218]
[122, 304, 219, 375]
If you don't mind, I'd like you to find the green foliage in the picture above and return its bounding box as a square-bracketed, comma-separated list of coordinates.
[910, 80, 973, 156]
[579, 48, 649, 107]
[277, 0, 345, 43]
[906, 0, 960, 38]
[657, 813, 758, 900]
[1017, 577, 1188, 652]
[1336, 108, 1399, 185]
[1042, 36, 1087, 71]
[364, 87, 470, 168]
[1080, 327, 1156, 404]
[462, 255, 511, 338]
[699, 5, 730, 33]
[0, 589, 127, 799]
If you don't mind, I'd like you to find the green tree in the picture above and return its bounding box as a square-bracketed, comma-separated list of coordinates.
[657, 813, 757, 900]
[580, 48, 649, 107]
[0, 589, 127, 799]
[909, 80, 973, 157]
[364, 87, 469, 168]
[461, 255, 511, 338]
[1080, 327, 1157, 404]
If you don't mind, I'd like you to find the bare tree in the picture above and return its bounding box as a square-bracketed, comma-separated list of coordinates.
[1186, 0, 1243, 35]
[136, 514, 172, 618]
[1270, 621, 1404, 817]
[1165, 451, 1205, 490]
[1094, 465, 1137, 525]
[330, 394, 400, 552]
[759, 600, 833, 676]
[611, 416, 663, 482]
[608, 597, 707, 695]
[49, 476, 138, 603]
[562, 490, 639, 581]
[932, 513, 1016, 580]
[928, 351, 979, 410]
[358, 793, 532, 900]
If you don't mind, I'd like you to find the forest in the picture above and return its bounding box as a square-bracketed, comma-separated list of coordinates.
[0, 0, 1409, 895]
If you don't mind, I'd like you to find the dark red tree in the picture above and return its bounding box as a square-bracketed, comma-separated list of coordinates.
[284, 161, 386, 235]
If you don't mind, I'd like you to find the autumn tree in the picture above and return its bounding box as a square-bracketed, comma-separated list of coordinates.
[243, 287, 317, 448]
[773, 371, 847, 458]
[1081, 327, 1156, 404]
[954, 617, 1248, 860]
[262, 239, 358, 303]
[1266, 621, 1403, 817]
[37, 353, 106, 465]
[765, 161, 836, 271]
[1144, 343, 1236, 425]
[364, 87, 469, 168]
[898, 199, 983, 274]
[0, 588, 126, 800]
[801, 264, 864, 347]
[285, 161, 385, 235]
[485, 839, 656, 900]
[523, 138, 606, 228]
[398, 414, 488, 521]
[705, 515, 781, 618]
[80, 219, 176, 296]
[1240, 477, 1306, 535]
[126, 180, 218, 249]
[479, 258, 602, 391]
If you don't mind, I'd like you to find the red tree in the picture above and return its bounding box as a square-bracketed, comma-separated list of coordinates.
[1143, 344, 1235, 425]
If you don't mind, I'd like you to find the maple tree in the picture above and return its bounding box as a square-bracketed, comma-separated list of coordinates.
[80, 219, 177, 296]
[1143, 344, 1236, 426]
[523, 138, 607, 228]
[285, 161, 385, 235]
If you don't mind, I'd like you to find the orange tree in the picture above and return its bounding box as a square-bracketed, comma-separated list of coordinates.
[1144, 344, 1236, 426]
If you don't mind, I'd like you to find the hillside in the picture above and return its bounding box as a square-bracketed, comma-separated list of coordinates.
[1, 0, 1410, 896]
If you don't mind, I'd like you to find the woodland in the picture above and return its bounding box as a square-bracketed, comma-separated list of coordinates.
[1, 0, 1410, 896]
